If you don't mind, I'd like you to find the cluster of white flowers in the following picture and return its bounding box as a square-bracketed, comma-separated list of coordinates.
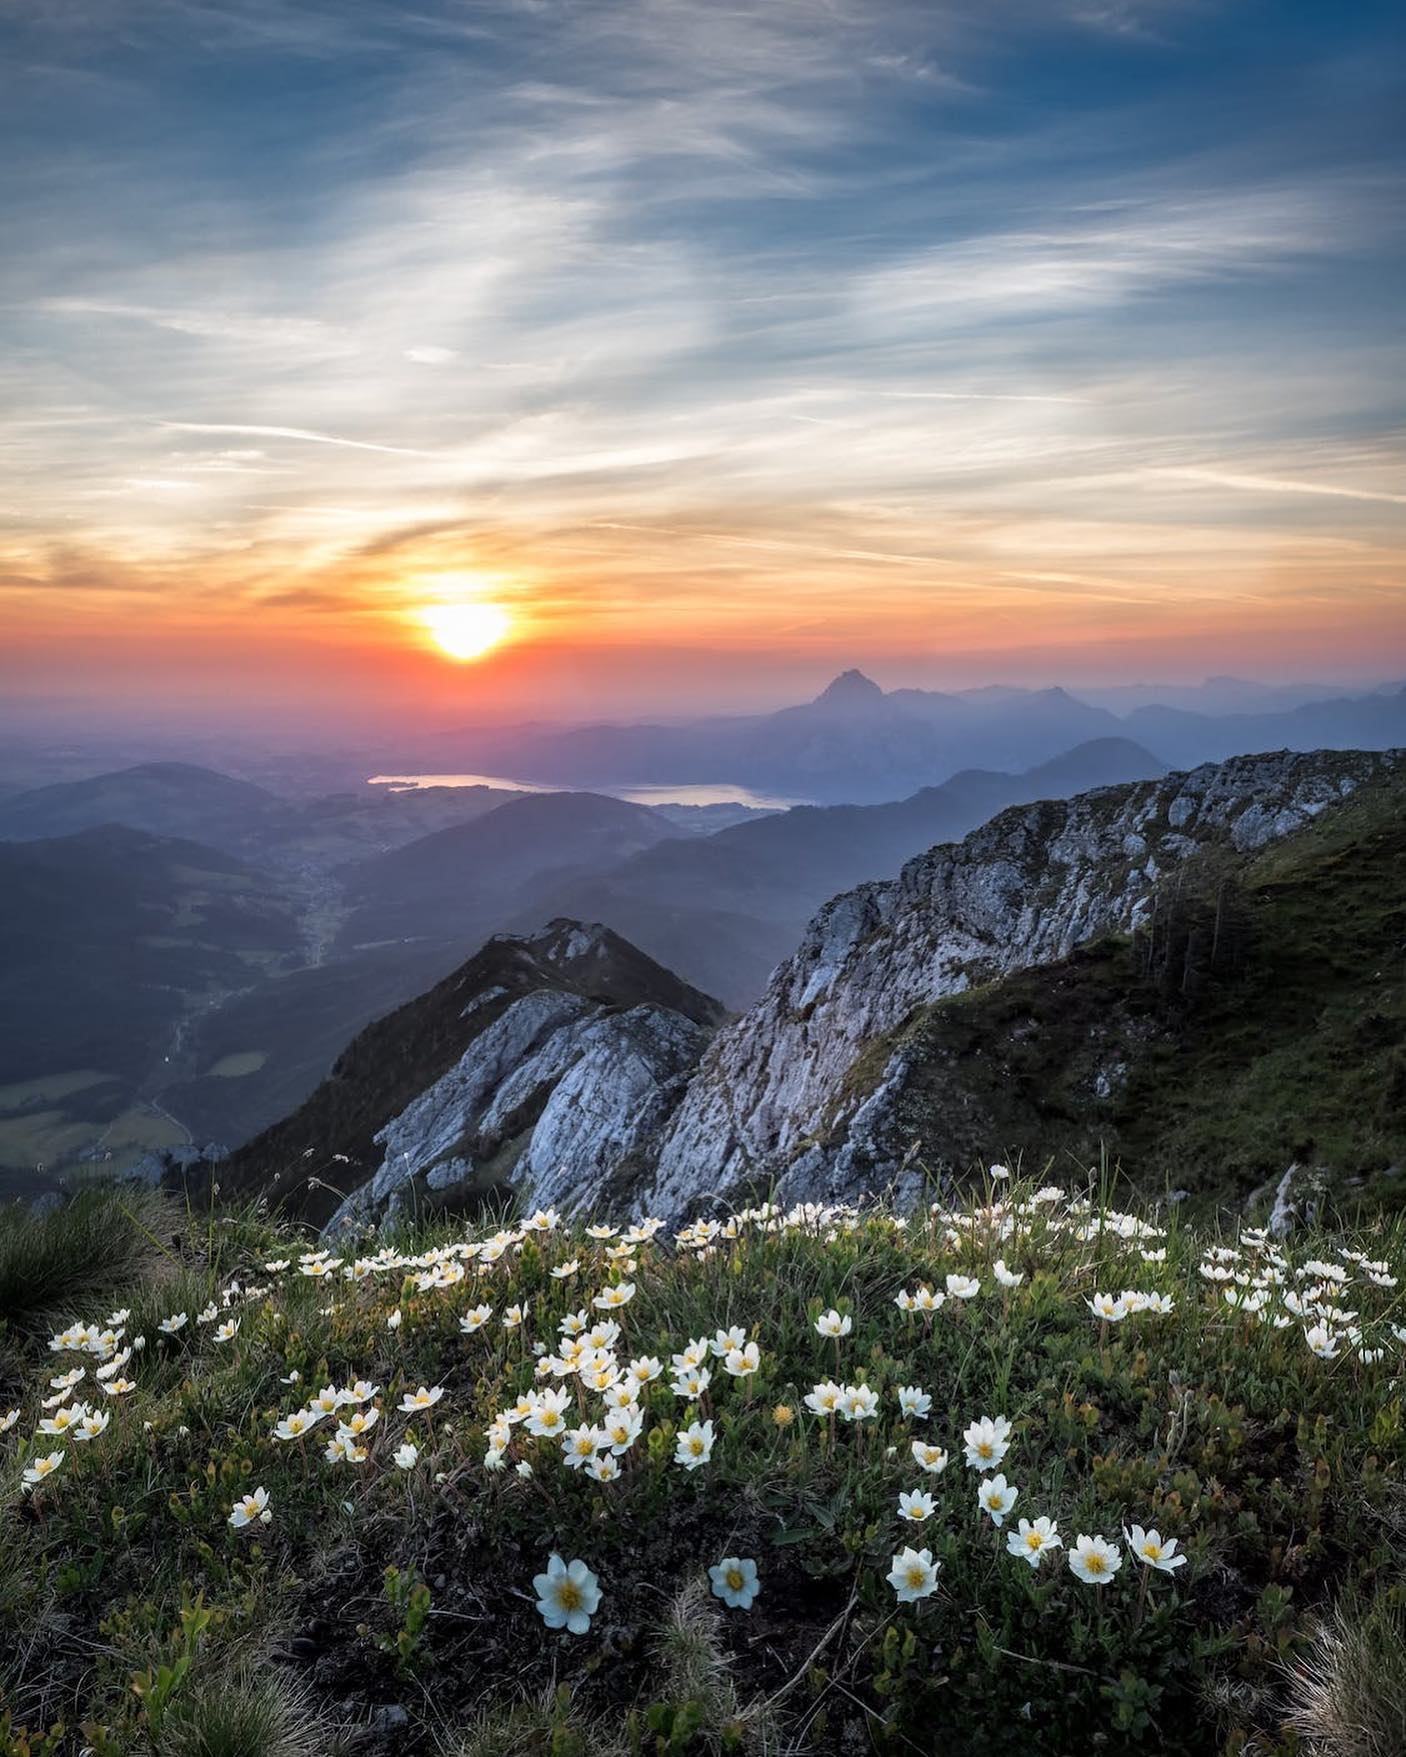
[1196, 1237, 1400, 1363]
[881, 1408, 1188, 1602]
[6, 1188, 1400, 1657]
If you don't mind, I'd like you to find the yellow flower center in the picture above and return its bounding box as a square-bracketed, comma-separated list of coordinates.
[1027, 1534, 1043, 1550]
[1085, 1555, 1106, 1575]
[557, 1581, 582, 1611]
[726, 1568, 745, 1590]
[905, 1565, 926, 1588]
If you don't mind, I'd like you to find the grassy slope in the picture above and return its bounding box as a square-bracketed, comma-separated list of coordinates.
[0, 1184, 1402, 1756]
[873, 775, 1406, 1211]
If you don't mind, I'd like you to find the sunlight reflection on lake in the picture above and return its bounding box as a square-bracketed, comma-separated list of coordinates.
[368, 774, 803, 809]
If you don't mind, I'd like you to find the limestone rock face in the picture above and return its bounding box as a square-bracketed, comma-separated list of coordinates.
[641, 749, 1400, 1215]
[317, 922, 722, 1236]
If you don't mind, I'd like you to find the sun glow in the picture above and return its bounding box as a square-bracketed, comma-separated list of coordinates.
[420, 601, 513, 661]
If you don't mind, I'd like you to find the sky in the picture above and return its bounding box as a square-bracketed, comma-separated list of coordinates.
[1, 0, 1404, 728]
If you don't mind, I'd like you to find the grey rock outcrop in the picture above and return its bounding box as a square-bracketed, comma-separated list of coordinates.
[641, 748, 1400, 1215]
[322, 937, 714, 1235]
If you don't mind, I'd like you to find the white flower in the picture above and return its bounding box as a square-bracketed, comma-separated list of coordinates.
[393, 1443, 419, 1470]
[1087, 1293, 1127, 1322]
[386, 1309, 402, 1331]
[526, 1388, 571, 1438]
[272, 1409, 326, 1441]
[674, 1418, 715, 1470]
[325, 1434, 368, 1465]
[458, 1305, 493, 1333]
[1126, 1525, 1187, 1573]
[592, 1283, 635, 1310]
[229, 1486, 271, 1528]
[911, 1441, 949, 1474]
[398, 1385, 444, 1413]
[533, 1554, 601, 1635]
[22, 1451, 65, 1490]
[840, 1383, 880, 1422]
[0, 1409, 19, 1433]
[587, 1452, 622, 1483]
[563, 1423, 608, 1469]
[896, 1386, 932, 1420]
[886, 1546, 940, 1603]
[38, 1402, 88, 1437]
[709, 1556, 760, 1609]
[945, 1274, 980, 1300]
[723, 1342, 760, 1377]
[977, 1473, 1018, 1528]
[898, 1489, 935, 1523]
[158, 1313, 188, 1335]
[74, 1410, 111, 1441]
[804, 1380, 844, 1417]
[710, 1325, 747, 1358]
[1007, 1516, 1061, 1568]
[603, 1405, 644, 1455]
[993, 1260, 1024, 1288]
[962, 1414, 1012, 1470]
[1069, 1533, 1123, 1585]
[1304, 1324, 1340, 1360]
[815, 1309, 852, 1339]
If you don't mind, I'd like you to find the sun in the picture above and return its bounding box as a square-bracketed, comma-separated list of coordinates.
[420, 601, 513, 661]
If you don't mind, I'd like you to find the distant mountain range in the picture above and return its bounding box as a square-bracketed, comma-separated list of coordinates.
[0, 761, 525, 873]
[398, 670, 1406, 805]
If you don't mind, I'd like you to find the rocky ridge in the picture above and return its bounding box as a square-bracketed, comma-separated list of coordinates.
[217, 918, 725, 1231]
[641, 747, 1403, 1214]
[232, 748, 1402, 1233]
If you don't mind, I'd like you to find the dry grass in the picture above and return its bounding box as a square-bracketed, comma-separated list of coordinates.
[1285, 1597, 1406, 1757]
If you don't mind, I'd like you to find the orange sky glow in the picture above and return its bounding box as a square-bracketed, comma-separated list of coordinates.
[3, 0, 1403, 729]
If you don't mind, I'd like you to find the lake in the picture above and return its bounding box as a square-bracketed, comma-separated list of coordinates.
[368, 774, 803, 810]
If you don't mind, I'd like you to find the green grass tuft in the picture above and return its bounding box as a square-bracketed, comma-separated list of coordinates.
[0, 1186, 175, 1343]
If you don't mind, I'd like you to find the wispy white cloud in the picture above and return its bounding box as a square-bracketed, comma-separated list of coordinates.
[1159, 467, 1406, 508]
[159, 423, 433, 457]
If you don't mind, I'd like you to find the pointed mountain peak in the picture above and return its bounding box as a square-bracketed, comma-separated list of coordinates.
[813, 669, 884, 709]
